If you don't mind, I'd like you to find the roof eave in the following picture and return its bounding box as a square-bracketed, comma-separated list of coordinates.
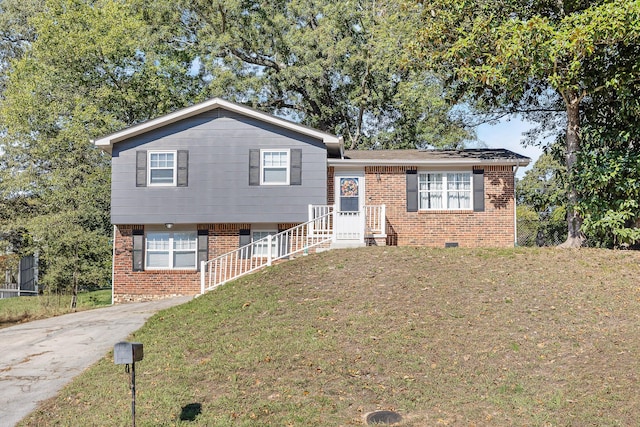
[93, 98, 342, 153]
[327, 158, 531, 167]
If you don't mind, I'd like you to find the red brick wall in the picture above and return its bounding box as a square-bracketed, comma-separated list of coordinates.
[327, 167, 335, 204]
[115, 224, 254, 302]
[113, 226, 201, 303]
[328, 165, 515, 248]
[114, 222, 308, 302]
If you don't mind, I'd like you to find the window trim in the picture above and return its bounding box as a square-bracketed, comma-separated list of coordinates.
[148, 150, 177, 187]
[145, 229, 197, 270]
[251, 228, 278, 258]
[418, 171, 473, 211]
[260, 149, 290, 185]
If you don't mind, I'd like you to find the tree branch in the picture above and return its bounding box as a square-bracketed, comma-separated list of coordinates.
[227, 47, 285, 71]
[463, 106, 565, 127]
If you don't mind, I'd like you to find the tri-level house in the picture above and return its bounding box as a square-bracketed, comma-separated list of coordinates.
[94, 98, 530, 302]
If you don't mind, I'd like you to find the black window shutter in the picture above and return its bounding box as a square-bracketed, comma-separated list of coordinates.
[136, 151, 147, 187]
[177, 150, 189, 187]
[249, 149, 260, 185]
[278, 227, 289, 259]
[290, 149, 302, 185]
[406, 170, 418, 212]
[473, 169, 485, 212]
[197, 229, 208, 271]
[132, 228, 144, 271]
[239, 229, 252, 259]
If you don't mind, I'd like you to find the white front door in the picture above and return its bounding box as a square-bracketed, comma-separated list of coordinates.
[334, 173, 365, 242]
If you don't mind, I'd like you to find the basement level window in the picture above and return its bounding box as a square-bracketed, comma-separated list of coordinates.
[146, 231, 197, 269]
[252, 230, 278, 258]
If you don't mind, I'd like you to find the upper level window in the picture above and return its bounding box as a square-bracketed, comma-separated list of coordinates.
[149, 151, 176, 186]
[261, 150, 289, 185]
[146, 231, 197, 269]
[419, 172, 471, 210]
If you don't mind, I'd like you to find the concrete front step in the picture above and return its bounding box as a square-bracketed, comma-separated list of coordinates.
[330, 241, 367, 249]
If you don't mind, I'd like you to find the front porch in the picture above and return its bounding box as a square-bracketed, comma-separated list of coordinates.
[308, 204, 387, 248]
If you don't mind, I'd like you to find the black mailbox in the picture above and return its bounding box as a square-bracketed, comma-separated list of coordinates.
[114, 342, 144, 365]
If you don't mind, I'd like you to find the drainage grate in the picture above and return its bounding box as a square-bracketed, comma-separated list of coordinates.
[365, 410, 403, 425]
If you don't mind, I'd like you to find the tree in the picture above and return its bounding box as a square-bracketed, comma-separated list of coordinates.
[0, 0, 202, 298]
[136, 0, 470, 149]
[517, 150, 566, 215]
[516, 148, 568, 246]
[574, 39, 640, 247]
[0, 0, 44, 92]
[416, 0, 640, 247]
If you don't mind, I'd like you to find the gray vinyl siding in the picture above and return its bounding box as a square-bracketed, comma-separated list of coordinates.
[111, 109, 328, 224]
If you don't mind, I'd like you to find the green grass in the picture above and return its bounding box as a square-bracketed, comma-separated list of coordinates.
[17, 248, 640, 426]
[0, 289, 111, 327]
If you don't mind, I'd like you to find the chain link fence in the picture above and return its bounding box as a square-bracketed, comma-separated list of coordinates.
[517, 212, 567, 247]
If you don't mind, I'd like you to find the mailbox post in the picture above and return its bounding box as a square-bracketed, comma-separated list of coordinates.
[114, 342, 143, 427]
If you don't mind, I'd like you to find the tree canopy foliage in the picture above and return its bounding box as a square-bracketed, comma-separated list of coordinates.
[0, 0, 201, 292]
[517, 150, 567, 216]
[135, 0, 470, 149]
[516, 147, 568, 246]
[575, 35, 640, 247]
[416, 0, 640, 247]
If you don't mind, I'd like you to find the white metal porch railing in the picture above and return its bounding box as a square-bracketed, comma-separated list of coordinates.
[308, 204, 334, 238]
[200, 210, 334, 293]
[310, 204, 386, 239]
[364, 205, 386, 236]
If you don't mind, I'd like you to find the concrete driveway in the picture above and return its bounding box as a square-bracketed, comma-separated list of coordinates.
[0, 296, 193, 427]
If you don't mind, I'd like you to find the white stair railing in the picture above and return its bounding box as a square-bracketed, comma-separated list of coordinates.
[200, 210, 334, 293]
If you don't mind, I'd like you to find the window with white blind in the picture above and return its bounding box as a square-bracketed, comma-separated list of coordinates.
[146, 231, 197, 269]
[418, 172, 472, 210]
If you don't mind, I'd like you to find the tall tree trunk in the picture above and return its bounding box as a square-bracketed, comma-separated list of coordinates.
[559, 93, 586, 248]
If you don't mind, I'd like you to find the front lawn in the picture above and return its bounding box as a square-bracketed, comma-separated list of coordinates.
[0, 289, 111, 328]
[19, 247, 640, 426]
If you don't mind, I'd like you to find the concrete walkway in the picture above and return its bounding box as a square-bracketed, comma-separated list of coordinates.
[0, 296, 193, 427]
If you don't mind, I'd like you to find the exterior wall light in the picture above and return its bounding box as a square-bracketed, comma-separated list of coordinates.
[165, 223, 174, 229]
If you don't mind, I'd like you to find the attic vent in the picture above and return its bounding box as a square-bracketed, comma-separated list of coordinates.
[365, 410, 403, 425]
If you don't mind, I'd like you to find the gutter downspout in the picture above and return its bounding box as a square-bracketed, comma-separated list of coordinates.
[513, 161, 521, 246]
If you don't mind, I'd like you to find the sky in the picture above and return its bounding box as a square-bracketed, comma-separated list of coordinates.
[475, 117, 544, 178]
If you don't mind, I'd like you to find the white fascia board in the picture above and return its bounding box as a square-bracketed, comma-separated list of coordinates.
[327, 158, 531, 168]
[93, 98, 342, 153]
